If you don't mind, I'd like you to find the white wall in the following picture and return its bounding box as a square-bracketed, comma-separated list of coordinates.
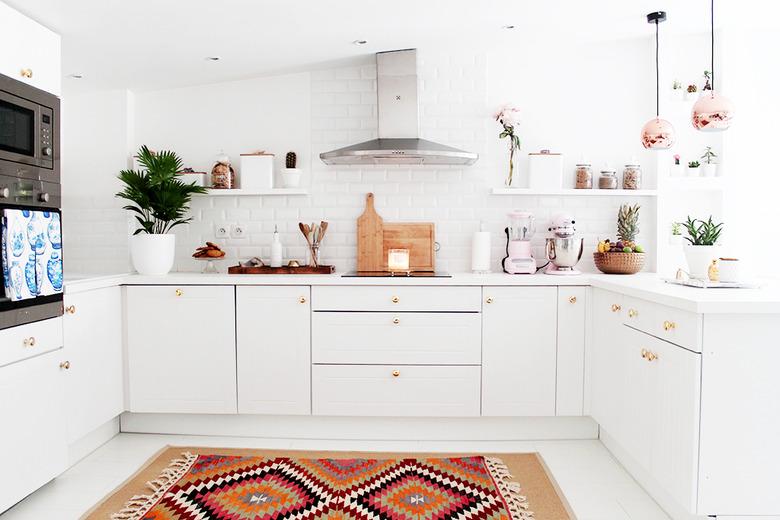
[61, 88, 134, 274]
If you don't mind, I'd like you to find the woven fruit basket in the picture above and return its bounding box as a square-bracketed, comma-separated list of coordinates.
[593, 252, 645, 274]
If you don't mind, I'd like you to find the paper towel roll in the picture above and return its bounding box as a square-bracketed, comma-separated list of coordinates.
[471, 231, 491, 273]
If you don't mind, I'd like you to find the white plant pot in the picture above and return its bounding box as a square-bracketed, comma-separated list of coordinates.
[282, 168, 302, 188]
[683, 244, 720, 279]
[701, 164, 717, 177]
[687, 167, 700, 177]
[669, 234, 684, 246]
[130, 234, 175, 276]
[670, 164, 683, 177]
[672, 89, 685, 101]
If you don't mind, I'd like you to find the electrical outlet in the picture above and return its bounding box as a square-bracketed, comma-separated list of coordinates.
[230, 223, 246, 239]
[215, 224, 229, 238]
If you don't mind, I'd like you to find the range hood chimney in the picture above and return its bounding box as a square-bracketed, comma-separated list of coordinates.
[319, 49, 478, 166]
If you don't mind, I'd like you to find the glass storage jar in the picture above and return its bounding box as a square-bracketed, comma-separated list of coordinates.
[598, 169, 618, 189]
[623, 163, 642, 190]
[575, 164, 593, 189]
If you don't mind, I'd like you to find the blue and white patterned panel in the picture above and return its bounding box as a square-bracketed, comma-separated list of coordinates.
[1, 210, 63, 300]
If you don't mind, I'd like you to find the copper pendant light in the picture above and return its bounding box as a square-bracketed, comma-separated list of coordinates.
[641, 11, 675, 150]
[692, 0, 734, 131]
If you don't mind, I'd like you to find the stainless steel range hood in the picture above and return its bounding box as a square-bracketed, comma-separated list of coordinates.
[319, 49, 478, 166]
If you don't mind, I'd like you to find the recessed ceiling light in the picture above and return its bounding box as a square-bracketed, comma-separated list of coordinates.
[205, 56, 221, 61]
[67, 73, 84, 79]
[502, 25, 516, 30]
[353, 39, 368, 45]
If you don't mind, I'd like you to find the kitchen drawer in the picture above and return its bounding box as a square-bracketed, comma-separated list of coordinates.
[0, 317, 63, 367]
[312, 286, 481, 312]
[312, 312, 481, 365]
[623, 297, 702, 352]
[312, 364, 481, 417]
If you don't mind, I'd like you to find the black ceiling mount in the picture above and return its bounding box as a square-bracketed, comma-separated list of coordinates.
[647, 11, 667, 24]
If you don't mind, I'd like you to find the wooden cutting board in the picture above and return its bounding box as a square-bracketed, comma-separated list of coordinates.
[357, 193, 435, 272]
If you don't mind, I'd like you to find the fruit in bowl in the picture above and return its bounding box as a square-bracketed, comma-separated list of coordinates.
[593, 204, 646, 274]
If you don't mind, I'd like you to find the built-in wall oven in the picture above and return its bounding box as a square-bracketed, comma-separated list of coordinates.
[0, 72, 61, 330]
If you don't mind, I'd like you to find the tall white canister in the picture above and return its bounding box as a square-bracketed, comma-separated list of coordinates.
[239, 152, 274, 190]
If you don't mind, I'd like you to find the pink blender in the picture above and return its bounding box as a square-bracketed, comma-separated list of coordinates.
[502, 210, 537, 274]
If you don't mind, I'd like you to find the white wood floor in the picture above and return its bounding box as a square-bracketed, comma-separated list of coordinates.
[0, 434, 669, 520]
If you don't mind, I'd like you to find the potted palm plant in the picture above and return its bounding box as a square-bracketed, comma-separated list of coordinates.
[116, 146, 207, 275]
[681, 216, 724, 279]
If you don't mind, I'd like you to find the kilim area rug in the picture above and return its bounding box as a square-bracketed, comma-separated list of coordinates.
[85, 447, 572, 520]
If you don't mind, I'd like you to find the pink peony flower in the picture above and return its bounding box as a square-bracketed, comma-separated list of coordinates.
[495, 105, 521, 128]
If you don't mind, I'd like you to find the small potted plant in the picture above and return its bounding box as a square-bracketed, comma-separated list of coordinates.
[672, 80, 685, 101]
[116, 146, 207, 275]
[686, 84, 698, 101]
[680, 216, 724, 279]
[671, 154, 683, 177]
[494, 105, 521, 187]
[283, 151, 302, 188]
[702, 70, 712, 92]
[687, 160, 701, 177]
[593, 204, 646, 274]
[670, 222, 684, 245]
[701, 146, 718, 177]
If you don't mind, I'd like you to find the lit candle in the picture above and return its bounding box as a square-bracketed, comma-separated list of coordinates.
[388, 249, 410, 272]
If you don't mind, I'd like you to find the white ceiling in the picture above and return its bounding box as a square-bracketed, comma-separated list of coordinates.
[5, 0, 767, 92]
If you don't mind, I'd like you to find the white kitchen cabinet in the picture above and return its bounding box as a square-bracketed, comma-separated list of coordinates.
[0, 316, 62, 367]
[0, 348, 67, 513]
[312, 364, 481, 417]
[63, 286, 124, 442]
[556, 286, 586, 415]
[0, 2, 61, 96]
[126, 285, 237, 414]
[312, 286, 481, 312]
[481, 287, 557, 416]
[590, 289, 625, 433]
[236, 286, 311, 415]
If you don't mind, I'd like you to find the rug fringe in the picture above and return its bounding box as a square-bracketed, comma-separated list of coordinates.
[110, 452, 197, 520]
[485, 457, 535, 520]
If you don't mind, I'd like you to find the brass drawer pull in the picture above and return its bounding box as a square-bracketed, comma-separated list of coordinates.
[663, 320, 676, 331]
[628, 309, 638, 318]
[391, 296, 400, 304]
[65, 305, 76, 314]
[611, 304, 621, 312]
[175, 289, 183, 297]
[59, 360, 71, 370]
[485, 297, 493, 304]
[392, 370, 400, 377]
[640, 348, 648, 359]
[23, 337, 36, 347]
[299, 296, 307, 304]
[20, 68, 33, 78]
[569, 296, 577, 304]
[645, 351, 658, 362]
[392, 317, 400, 325]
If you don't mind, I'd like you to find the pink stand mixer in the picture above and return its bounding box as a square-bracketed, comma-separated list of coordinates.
[502, 210, 537, 274]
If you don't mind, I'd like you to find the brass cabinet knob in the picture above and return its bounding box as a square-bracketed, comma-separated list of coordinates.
[391, 296, 400, 304]
[299, 296, 307, 304]
[485, 297, 493, 304]
[65, 305, 76, 315]
[645, 351, 658, 362]
[20, 68, 33, 78]
[611, 304, 621, 312]
[392, 370, 400, 377]
[640, 348, 648, 359]
[569, 296, 577, 304]
[392, 317, 400, 325]
[663, 320, 676, 331]
[628, 309, 638, 318]
[23, 337, 36, 347]
[59, 360, 71, 370]
[175, 289, 183, 297]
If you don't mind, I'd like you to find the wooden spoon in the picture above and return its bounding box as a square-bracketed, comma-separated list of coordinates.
[299, 222, 317, 266]
[319, 221, 329, 242]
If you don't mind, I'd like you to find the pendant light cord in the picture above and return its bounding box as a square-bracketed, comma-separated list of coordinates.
[655, 19, 660, 117]
[711, 0, 715, 91]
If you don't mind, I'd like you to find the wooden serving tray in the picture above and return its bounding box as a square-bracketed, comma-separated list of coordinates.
[228, 265, 336, 275]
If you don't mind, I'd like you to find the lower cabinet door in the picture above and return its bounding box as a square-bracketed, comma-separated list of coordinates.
[481, 287, 557, 416]
[0, 349, 67, 513]
[236, 286, 311, 415]
[63, 286, 124, 442]
[556, 286, 587, 415]
[312, 365, 481, 417]
[126, 286, 237, 414]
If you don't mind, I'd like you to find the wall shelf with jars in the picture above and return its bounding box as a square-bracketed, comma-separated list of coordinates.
[490, 188, 658, 197]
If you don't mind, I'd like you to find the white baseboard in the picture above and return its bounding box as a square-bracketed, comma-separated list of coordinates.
[67, 417, 120, 466]
[120, 413, 598, 441]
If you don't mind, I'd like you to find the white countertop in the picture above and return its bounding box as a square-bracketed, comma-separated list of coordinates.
[64, 272, 780, 314]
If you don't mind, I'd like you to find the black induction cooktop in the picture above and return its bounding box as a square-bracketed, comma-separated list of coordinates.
[342, 271, 452, 278]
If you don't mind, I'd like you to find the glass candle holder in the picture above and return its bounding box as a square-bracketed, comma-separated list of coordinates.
[387, 249, 410, 272]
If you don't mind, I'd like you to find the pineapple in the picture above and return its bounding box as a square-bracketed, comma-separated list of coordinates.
[617, 204, 640, 249]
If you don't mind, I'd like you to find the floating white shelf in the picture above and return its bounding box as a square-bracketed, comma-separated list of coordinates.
[661, 177, 723, 191]
[196, 188, 309, 196]
[490, 188, 658, 197]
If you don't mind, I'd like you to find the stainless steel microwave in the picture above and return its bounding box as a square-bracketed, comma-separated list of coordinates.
[0, 72, 59, 183]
